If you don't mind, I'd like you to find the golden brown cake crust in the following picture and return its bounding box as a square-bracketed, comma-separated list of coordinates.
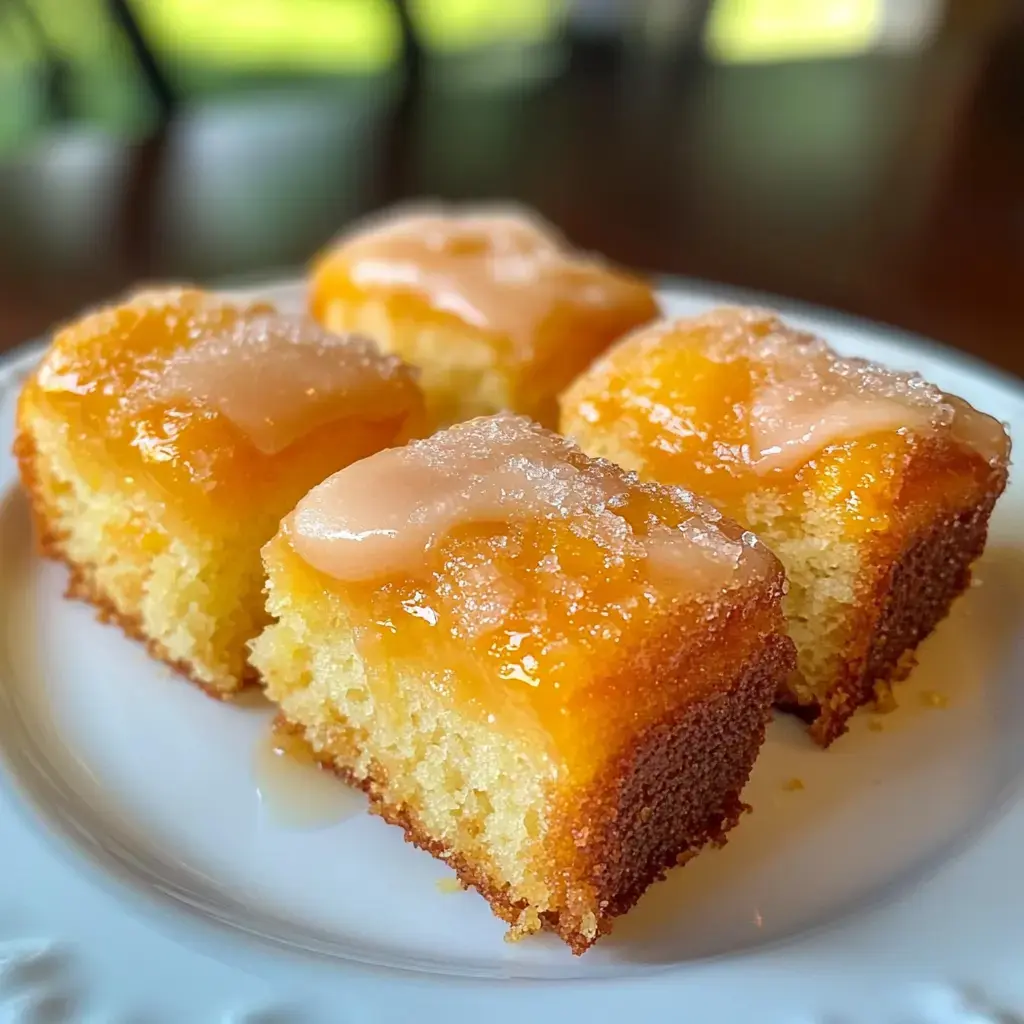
[778, 449, 1008, 745]
[284, 629, 794, 955]
[549, 631, 792, 949]
[12, 430, 251, 700]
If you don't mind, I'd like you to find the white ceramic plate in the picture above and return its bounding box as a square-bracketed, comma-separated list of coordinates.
[1, 278, 1022, 1023]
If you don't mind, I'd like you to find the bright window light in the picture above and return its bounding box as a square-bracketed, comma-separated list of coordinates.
[705, 0, 883, 63]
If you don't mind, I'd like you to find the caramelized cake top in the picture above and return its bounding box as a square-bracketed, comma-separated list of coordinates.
[285, 414, 783, 761]
[28, 288, 422, 511]
[309, 205, 659, 365]
[562, 308, 1009, 529]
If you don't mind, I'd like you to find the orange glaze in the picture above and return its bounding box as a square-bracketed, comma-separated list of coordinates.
[309, 205, 659, 371]
[24, 288, 423, 529]
[283, 415, 781, 765]
[561, 309, 1008, 537]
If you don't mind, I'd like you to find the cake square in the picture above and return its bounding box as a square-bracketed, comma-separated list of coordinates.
[309, 204, 659, 431]
[15, 288, 423, 696]
[561, 308, 1011, 744]
[251, 413, 794, 952]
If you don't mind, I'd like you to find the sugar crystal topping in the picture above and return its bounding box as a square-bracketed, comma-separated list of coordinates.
[629, 308, 1008, 470]
[292, 413, 768, 587]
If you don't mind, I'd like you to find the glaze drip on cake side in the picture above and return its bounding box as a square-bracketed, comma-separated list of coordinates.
[292, 413, 767, 588]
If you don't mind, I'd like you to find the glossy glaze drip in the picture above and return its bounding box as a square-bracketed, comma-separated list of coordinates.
[327, 206, 652, 356]
[750, 388, 936, 474]
[292, 413, 762, 588]
[131, 313, 419, 455]
[946, 394, 1011, 467]
[253, 725, 363, 829]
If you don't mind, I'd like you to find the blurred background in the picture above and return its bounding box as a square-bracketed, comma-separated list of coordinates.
[0, 0, 1021, 374]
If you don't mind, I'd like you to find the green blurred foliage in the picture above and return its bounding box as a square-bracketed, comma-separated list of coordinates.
[0, 0, 561, 152]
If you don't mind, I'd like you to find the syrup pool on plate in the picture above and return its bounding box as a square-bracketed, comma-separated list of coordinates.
[252, 724, 364, 829]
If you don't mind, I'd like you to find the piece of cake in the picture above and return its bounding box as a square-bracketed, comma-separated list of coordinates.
[15, 287, 424, 696]
[561, 308, 1011, 745]
[250, 413, 795, 952]
[309, 204, 659, 430]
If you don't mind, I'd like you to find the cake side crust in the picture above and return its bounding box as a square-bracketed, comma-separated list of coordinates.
[778, 459, 1007, 745]
[550, 630, 792, 947]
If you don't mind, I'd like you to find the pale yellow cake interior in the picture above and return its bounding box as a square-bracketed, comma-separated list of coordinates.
[251, 533, 559, 929]
[321, 299, 516, 430]
[16, 289, 423, 695]
[560, 308, 1010, 735]
[23, 412, 288, 691]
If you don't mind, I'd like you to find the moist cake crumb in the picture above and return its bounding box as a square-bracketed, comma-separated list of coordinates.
[15, 287, 424, 694]
[251, 413, 796, 952]
[561, 307, 1010, 744]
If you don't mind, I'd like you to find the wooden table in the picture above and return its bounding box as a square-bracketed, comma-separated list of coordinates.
[1, 27, 1022, 378]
